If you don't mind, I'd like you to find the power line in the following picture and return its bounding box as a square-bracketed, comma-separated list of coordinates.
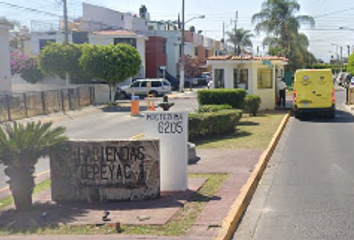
[0, 2, 61, 17]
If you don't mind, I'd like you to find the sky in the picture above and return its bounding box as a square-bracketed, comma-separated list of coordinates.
[2, 0, 354, 62]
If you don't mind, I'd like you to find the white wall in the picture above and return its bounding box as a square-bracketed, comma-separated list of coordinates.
[88, 34, 146, 78]
[30, 32, 69, 55]
[0, 25, 13, 94]
[81, 3, 124, 32]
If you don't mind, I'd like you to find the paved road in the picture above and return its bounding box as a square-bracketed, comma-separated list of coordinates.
[0, 97, 198, 190]
[233, 89, 354, 240]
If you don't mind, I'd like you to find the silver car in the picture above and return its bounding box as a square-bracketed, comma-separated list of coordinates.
[118, 78, 171, 98]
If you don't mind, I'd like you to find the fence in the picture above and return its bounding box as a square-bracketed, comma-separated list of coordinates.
[0, 86, 95, 122]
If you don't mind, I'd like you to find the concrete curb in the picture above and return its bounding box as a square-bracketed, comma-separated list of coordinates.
[213, 112, 291, 240]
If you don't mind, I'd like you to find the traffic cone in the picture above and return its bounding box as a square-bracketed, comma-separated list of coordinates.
[151, 101, 155, 111]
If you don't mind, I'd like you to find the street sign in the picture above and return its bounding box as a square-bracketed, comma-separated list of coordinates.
[144, 111, 188, 191]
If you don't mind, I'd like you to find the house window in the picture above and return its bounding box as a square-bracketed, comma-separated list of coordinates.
[214, 69, 225, 88]
[72, 32, 89, 44]
[257, 68, 273, 89]
[233, 69, 248, 90]
[39, 39, 55, 51]
[205, 50, 209, 58]
[148, 26, 154, 30]
[163, 42, 166, 54]
[194, 47, 198, 57]
[114, 38, 137, 48]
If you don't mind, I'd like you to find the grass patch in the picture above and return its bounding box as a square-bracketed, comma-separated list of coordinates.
[0, 179, 51, 211]
[0, 173, 228, 236]
[195, 114, 286, 150]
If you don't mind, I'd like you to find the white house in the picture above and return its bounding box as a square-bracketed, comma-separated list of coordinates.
[0, 22, 14, 94]
[89, 30, 148, 78]
[79, 3, 148, 33]
[207, 55, 288, 110]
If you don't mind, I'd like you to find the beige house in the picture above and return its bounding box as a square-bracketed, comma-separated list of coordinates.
[207, 55, 288, 110]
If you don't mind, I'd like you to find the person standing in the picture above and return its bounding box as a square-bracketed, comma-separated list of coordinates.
[278, 78, 287, 107]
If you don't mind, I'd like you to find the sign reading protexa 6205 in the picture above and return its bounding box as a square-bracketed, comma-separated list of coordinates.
[146, 112, 184, 134]
[144, 111, 188, 192]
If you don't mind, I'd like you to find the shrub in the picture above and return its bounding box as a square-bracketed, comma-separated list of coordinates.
[245, 95, 261, 116]
[198, 104, 232, 113]
[197, 89, 247, 109]
[189, 109, 243, 140]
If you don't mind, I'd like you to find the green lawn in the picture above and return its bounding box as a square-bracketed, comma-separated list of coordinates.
[195, 113, 286, 150]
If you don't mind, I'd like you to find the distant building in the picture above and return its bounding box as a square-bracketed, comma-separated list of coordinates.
[89, 30, 148, 78]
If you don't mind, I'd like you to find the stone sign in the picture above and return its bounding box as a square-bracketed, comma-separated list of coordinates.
[144, 111, 188, 192]
[50, 139, 160, 202]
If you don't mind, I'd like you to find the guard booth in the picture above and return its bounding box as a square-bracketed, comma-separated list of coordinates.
[207, 55, 288, 110]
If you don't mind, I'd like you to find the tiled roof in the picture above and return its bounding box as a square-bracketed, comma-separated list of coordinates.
[207, 55, 289, 61]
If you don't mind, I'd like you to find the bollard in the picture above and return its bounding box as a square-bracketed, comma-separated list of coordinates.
[146, 94, 153, 109]
[131, 95, 140, 116]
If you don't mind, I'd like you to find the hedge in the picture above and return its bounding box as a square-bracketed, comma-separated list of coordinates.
[245, 95, 261, 116]
[198, 104, 232, 113]
[197, 89, 247, 109]
[189, 109, 243, 140]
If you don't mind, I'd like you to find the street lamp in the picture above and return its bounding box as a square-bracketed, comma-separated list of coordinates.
[179, 0, 205, 92]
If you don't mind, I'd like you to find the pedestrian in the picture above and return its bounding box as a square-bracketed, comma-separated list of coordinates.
[207, 79, 213, 89]
[277, 78, 287, 108]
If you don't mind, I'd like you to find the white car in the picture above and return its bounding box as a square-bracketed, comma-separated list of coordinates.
[117, 78, 171, 99]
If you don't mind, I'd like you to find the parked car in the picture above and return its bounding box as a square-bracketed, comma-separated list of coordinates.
[350, 76, 354, 88]
[343, 73, 353, 88]
[193, 74, 211, 86]
[336, 72, 347, 86]
[115, 78, 171, 100]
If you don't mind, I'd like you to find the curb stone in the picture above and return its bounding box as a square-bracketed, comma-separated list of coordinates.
[213, 112, 291, 240]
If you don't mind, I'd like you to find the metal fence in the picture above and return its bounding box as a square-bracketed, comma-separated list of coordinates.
[0, 86, 95, 122]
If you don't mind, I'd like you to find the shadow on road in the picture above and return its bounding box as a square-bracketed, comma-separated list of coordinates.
[293, 110, 354, 123]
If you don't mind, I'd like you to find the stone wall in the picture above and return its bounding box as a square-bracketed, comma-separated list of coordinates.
[50, 139, 160, 202]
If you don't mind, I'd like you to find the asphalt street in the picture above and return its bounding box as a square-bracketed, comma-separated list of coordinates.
[233, 89, 354, 240]
[0, 97, 198, 190]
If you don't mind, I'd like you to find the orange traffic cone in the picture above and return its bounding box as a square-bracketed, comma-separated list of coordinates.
[151, 101, 156, 111]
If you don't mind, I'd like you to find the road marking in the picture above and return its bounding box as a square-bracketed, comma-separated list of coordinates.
[0, 170, 50, 194]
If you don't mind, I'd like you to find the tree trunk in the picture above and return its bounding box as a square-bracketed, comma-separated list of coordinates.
[6, 166, 35, 212]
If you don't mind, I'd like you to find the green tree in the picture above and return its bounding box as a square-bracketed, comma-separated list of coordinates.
[348, 53, 354, 75]
[252, 0, 315, 70]
[252, 0, 315, 51]
[40, 43, 93, 84]
[227, 28, 254, 55]
[80, 43, 142, 101]
[0, 122, 67, 212]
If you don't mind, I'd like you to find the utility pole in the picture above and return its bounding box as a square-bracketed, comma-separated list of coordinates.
[230, 11, 238, 54]
[179, 0, 185, 92]
[348, 45, 351, 58]
[63, 0, 70, 84]
[223, 22, 225, 52]
[63, 0, 69, 44]
[340, 46, 343, 72]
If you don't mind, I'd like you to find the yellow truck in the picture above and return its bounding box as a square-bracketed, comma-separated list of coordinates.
[293, 69, 335, 118]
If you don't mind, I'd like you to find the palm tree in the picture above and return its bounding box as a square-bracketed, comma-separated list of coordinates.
[0, 122, 67, 212]
[227, 28, 254, 55]
[252, 0, 315, 54]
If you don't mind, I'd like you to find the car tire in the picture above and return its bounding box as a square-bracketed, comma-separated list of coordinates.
[328, 110, 335, 118]
[294, 110, 301, 119]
